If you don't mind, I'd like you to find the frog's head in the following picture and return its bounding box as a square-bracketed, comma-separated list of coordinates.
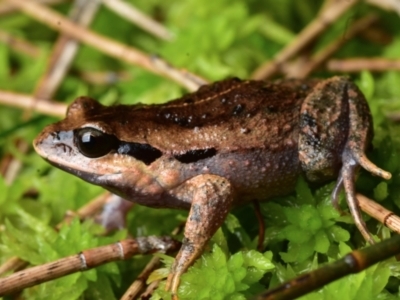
[33, 97, 163, 199]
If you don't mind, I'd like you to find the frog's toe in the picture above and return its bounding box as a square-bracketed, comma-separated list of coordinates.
[353, 152, 391, 180]
[339, 160, 375, 244]
[331, 175, 345, 214]
[165, 269, 182, 297]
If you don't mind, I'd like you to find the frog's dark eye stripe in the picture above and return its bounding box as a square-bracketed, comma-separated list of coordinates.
[74, 128, 118, 158]
[117, 142, 162, 165]
[174, 148, 217, 163]
[74, 128, 162, 165]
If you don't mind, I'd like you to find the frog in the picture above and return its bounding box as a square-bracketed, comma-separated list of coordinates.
[33, 76, 391, 297]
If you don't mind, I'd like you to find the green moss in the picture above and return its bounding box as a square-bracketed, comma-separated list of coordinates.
[151, 243, 274, 299]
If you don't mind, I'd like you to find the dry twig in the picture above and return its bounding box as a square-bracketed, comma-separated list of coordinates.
[0, 90, 66, 117]
[0, 29, 41, 57]
[327, 58, 400, 72]
[0, 236, 180, 297]
[121, 225, 183, 299]
[358, 194, 400, 234]
[78, 70, 132, 85]
[0, 140, 29, 184]
[367, 0, 400, 15]
[257, 234, 400, 300]
[287, 14, 378, 78]
[8, 0, 203, 91]
[0, 0, 64, 15]
[33, 0, 101, 100]
[101, 0, 173, 41]
[252, 0, 359, 79]
[121, 256, 162, 300]
[0, 256, 27, 277]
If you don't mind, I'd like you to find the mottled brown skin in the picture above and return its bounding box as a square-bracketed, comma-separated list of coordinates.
[33, 76, 391, 298]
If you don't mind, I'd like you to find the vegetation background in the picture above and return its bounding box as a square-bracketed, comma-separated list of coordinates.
[0, 0, 400, 299]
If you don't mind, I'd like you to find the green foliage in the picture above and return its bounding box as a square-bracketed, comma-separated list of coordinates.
[1, 216, 124, 299]
[151, 243, 275, 300]
[264, 179, 351, 264]
[357, 71, 375, 100]
[1, 0, 400, 299]
[374, 182, 389, 202]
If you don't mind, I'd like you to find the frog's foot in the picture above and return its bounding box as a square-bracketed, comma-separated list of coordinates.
[165, 174, 233, 297]
[97, 194, 134, 232]
[335, 147, 391, 244]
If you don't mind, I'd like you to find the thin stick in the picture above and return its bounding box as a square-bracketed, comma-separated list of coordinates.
[0, 236, 180, 296]
[102, 0, 173, 41]
[366, 0, 400, 15]
[288, 14, 378, 78]
[121, 225, 183, 299]
[252, 0, 359, 79]
[8, 0, 203, 91]
[140, 280, 161, 299]
[121, 256, 161, 300]
[33, 0, 101, 100]
[386, 112, 400, 122]
[0, 29, 41, 57]
[327, 58, 400, 72]
[0, 90, 66, 117]
[78, 70, 131, 85]
[256, 234, 400, 300]
[0, 0, 64, 15]
[357, 194, 400, 234]
[0, 257, 27, 277]
[2, 140, 29, 184]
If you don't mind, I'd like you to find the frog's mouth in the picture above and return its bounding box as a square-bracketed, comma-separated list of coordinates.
[40, 147, 164, 205]
[33, 129, 155, 192]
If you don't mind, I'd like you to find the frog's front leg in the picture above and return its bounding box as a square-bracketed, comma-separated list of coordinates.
[165, 174, 234, 297]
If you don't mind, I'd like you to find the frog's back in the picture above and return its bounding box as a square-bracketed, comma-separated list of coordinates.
[93, 78, 318, 154]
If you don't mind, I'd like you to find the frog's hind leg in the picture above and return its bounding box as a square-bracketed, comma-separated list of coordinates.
[336, 81, 391, 244]
[338, 148, 391, 244]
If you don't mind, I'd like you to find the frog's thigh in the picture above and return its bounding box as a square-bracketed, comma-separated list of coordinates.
[166, 174, 233, 295]
[299, 77, 350, 182]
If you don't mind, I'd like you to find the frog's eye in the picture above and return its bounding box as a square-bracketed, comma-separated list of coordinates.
[74, 128, 118, 158]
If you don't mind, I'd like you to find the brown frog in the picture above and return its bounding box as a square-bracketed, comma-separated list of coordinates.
[33, 76, 391, 297]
